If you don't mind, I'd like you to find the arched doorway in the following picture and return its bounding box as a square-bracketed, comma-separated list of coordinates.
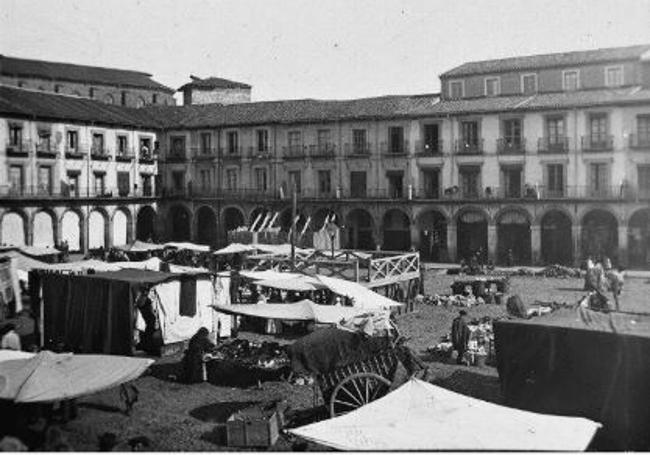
[497, 210, 531, 265]
[249, 207, 270, 230]
[196, 206, 217, 246]
[88, 210, 107, 249]
[345, 209, 375, 250]
[457, 210, 488, 262]
[136, 206, 156, 241]
[581, 209, 618, 262]
[222, 207, 245, 235]
[541, 210, 573, 265]
[169, 205, 191, 241]
[311, 208, 341, 231]
[628, 209, 650, 268]
[382, 209, 411, 251]
[33, 211, 55, 248]
[279, 208, 307, 233]
[61, 210, 82, 251]
[112, 209, 129, 246]
[417, 211, 447, 262]
[1, 212, 26, 246]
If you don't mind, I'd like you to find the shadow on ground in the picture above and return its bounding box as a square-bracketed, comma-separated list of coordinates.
[431, 369, 504, 404]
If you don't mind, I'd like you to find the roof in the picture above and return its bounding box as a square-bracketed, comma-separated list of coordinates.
[442, 44, 650, 78]
[0, 55, 175, 93]
[0, 86, 158, 129]
[178, 75, 251, 91]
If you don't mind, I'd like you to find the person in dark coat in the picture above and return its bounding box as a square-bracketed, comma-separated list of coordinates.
[451, 310, 470, 365]
[182, 327, 215, 383]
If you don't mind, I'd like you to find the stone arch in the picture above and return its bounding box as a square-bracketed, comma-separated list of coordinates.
[112, 207, 132, 246]
[344, 208, 375, 250]
[416, 210, 448, 262]
[382, 209, 411, 251]
[541, 209, 573, 265]
[32, 209, 57, 248]
[222, 206, 246, 236]
[456, 208, 489, 262]
[249, 206, 271, 230]
[196, 205, 218, 246]
[496, 208, 532, 265]
[0, 210, 27, 246]
[581, 209, 618, 262]
[88, 208, 109, 249]
[60, 209, 83, 252]
[534, 205, 576, 226]
[136, 205, 157, 241]
[627, 208, 650, 268]
[169, 204, 192, 241]
[311, 208, 342, 231]
[278, 207, 307, 233]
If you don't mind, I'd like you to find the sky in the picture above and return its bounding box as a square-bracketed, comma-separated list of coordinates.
[1, 0, 650, 102]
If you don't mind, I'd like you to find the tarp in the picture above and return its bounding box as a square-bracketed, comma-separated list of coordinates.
[0, 350, 152, 402]
[212, 243, 258, 255]
[289, 378, 600, 451]
[255, 276, 325, 292]
[0, 250, 48, 273]
[495, 307, 650, 450]
[17, 246, 60, 258]
[38, 259, 122, 273]
[316, 275, 403, 309]
[0, 349, 34, 362]
[113, 240, 164, 253]
[164, 242, 211, 252]
[212, 299, 367, 324]
[110, 257, 163, 271]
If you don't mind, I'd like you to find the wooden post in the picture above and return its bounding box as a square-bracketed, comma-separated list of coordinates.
[291, 184, 297, 268]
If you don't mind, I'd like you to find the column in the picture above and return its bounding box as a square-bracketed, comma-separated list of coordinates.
[446, 223, 457, 263]
[81, 212, 89, 255]
[571, 225, 581, 267]
[487, 222, 497, 264]
[409, 222, 420, 252]
[26, 211, 34, 246]
[530, 224, 541, 265]
[618, 224, 629, 267]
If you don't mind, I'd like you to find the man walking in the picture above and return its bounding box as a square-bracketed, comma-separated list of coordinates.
[451, 310, 470, 365]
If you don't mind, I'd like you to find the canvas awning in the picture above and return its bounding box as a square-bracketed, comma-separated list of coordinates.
[163, 242, 211, 252]
[212, 243, 258, 255]
[316, 275, 403, 309]
[289, 378, 600, 451]
[113, 240, 164, 253]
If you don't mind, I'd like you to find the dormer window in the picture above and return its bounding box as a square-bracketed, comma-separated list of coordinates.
[449, 80, 464, 99]
[521, 73, 538, 95]
[563, 70, 580, 91]
[484, 77, 500, 96]
[605, 66, 623, 87]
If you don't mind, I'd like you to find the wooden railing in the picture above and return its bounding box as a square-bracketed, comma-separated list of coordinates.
[368, 252, 420, 286]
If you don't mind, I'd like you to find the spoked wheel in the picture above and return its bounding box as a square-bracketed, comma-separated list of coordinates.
[329, 372, 391, 417]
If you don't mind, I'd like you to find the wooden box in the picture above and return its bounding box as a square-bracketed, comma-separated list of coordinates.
[226, 405, 280, 448]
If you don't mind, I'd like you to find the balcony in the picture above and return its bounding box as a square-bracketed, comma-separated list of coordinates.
[309, 143, 336, 159]
[343, 142, 372, 157]
[5, 142, 30, 158]
[115, 148, 135, 162]
[36, 143, 58, 159]
[191, 147, 216, 161]
[139, 149, 157, 164]
[91, 147, 111, 161]
[0, 185, 157, 200]
[283, 145, 306, 160]
[581, 135, 614, 152]
[248, 146, 273, 160]
[538, 136, 570, 154]
[629, 134, 650, 150]
[221, 147, 243, 161]
[166, 152, 187, 163]
[454, 139, 484, 155]
[496, 138, 526, 155]
[415, 140, 444, 156]
[380, 140, 409, 156]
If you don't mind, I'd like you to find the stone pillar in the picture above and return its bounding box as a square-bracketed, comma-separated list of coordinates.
[409, 222, 420, 252]
[81, 213, 89, 255]
[374, 225, 384, 250]
[618, 224, 628, 267]
[572, 225, 581, 267]
[487, 223, 497, 264]
[446, 223, 457, 263]
[26, 213, 34, 246]
[530, 224, 541, 265]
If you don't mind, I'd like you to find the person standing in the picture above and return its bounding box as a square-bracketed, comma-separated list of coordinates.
[451, 310, 470, 365]
[0, 323, 22, 350]
[182, 327, 215, 383]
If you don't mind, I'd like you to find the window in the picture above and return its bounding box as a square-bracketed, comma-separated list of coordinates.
[502, 118, 523, 147]
[226, 132, 238, 155]
[117, 172, 130, 197]
[54, 85, 61, 93]
[141, 174, 153, 196]
[588, 113, 609, 148]
[422, 124, 440, 154]
[449, 80, 464, 99]
[317, 129, 331, 153]
[521, 74, 538, 94]
[638, 165, 650, 198]
[589, 163, 609, 197]
[288, 131, 302, 154]
[388, 126, 405, 154]
[117, 135, 128, 155]
[199, 170, 210, 191]
[605, 66, 623, 87]
[226, 169, 238, 190]
[91, 133, 105, 155]
[140, 137, 152, 158]
[152, 94, 158, 104]
[256, 129, 269, 152]
[103, 94, 114, 104]
[66, 171, 79, 197]
[66, 130, 78, 151]
[387, 171, 403, 198]
[17, 81, 24, 88]
[37, 129, 51, 152]
[94, 172, 106, 196]
[136, 96, 146, 108]
[318, 170, 331, 195]
[352, 129, 367, 154]
[172, 171, 184, 190]
[254, 168, 268, 192]
[546, 164, 564, 197]
[38, 166, 52, 195]
[460, 120, 480, 153]
[502, 166, 523, 198]
[89, 88, 95, 99]
[121, 91, 127, 106]
[200, 133, 211, 155]
[459, 166, 480, 198]
[546, 116, 565, 143]
[9, 124, 22, 146]
[9, 166, 23, 195]
[288, 171, 301, 194]
[636, 115, 650, 145]
[171, 136, 185, 156]
[350, 171, 367, 198]
[421, 169, 440, 198]
[563, 70, 579, 91]
[484, 77, 500, 96]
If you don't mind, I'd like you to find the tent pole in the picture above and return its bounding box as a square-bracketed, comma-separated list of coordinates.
[291, 183, 297, 268]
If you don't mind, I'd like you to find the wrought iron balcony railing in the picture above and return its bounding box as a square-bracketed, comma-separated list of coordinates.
[538, 136, 570, 154]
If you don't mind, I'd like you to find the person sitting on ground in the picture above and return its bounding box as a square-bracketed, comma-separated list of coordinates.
[182, 327, 215, 383]
[506, 295, 529, 319]
[0, 323, 21, 351]
[451, 310, 470, 365]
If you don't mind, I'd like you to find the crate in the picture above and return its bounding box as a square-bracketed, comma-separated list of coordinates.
[226, 405, 280, 448]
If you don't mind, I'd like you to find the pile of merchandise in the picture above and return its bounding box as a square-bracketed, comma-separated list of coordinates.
[512, 264, 582, 278]
[212, 339, 290, 370]
[427, 317, 497, 365]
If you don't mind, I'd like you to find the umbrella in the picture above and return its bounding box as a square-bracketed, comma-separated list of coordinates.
[0, 351, 153, 403]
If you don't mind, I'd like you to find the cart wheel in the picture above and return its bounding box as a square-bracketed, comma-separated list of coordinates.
[329, 372, 391, 417]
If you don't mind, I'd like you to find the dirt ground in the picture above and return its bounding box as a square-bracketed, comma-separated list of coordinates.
[55, 273, 649, 451]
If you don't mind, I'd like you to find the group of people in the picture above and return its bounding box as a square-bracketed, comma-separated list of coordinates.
[583, 256, 624, 312]
[0, 297, 38, 353]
